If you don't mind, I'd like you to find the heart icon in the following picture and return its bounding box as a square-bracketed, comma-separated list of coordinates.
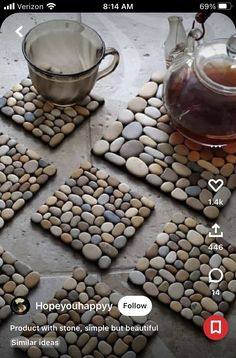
[208, 179, 224, 192]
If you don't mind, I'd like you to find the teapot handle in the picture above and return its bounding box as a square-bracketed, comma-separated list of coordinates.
[186, 28, 203, 54]
[227, 34, 236, 58]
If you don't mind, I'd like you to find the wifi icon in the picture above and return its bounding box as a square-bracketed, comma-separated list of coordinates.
[47, 2, 56, 10]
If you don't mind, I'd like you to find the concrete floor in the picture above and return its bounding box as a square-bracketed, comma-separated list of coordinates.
[0, 12, 235, 358]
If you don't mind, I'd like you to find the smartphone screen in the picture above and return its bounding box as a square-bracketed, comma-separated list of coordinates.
[0, 1, 235, 358]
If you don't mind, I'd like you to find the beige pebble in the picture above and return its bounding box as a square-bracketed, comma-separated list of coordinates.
[61, 233, 73, 244]
[43, 165, 57, 176]
[1, 208, 14, 220]
[170, 301, 182, 312]
[49, 109, 60, 117]
[138, 81, 158, 99]
[197, 160, 219, 174]
[174, 144, 189, 156]
[164, 222, 177, 233]
[149, 163, 163, 175]
[176, 178, 190, 188]
[11, 84, 23, 92]
[32, 128, 43, 137]
[184, 217, 197, 227]
[24, 272, 40, 288]
[64, 107, 77, 117]
[131, 216, 144, 227]
[135, 257, 150, 271]
[148, 97, 163, 107]
[186, 197, 204, 211]
[101, 233, 114, 243]
[199, 189, 213, 206]
[201, 297, 218, 313]
[220, 163, 234, 177]
[128, 97, 147, 113]
[172, 153, 188, 165]
[61, 123, 75, 135]
[125, 207, 138, 218]
[130, 198, 142, 208]
[3, 281, 16, 292]
[203, 206, 219, 219]
[26, 149, 41, 160]
[49, 133, 65, 147]
[222, 258, 236, 272]
[82, 194, 97, 205]
[172, 162, 191, 177]
[103, 121, 123, 142]
[7, 97, 17, 106]
[139, 135, 157, 147]
[13, 106, 25, 115]
[141, 196, 155, 209]
[46, 196, 57, 206]
[171, 188, 187, 201]
[71, 168, 83, 178]
[161, 181, 175, 192]
[75, 105, 90, 117]
[126, 157, 148, 178]
[24, 102, 36, 112]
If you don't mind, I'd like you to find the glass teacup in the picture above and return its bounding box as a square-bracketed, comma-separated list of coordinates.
[22, 20, 119, 106]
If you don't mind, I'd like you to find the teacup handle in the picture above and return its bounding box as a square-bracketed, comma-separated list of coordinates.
[97, 47, 120, 81]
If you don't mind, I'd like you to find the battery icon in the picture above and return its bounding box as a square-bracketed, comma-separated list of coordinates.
[217, 2, 233, 9]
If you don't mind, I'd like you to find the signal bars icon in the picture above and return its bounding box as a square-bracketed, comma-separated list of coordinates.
[4, 2, 15, 10]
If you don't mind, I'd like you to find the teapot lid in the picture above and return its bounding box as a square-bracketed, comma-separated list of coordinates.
[194, 35, 236, 95]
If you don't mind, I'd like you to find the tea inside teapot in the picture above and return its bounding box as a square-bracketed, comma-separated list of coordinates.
[164, 35, 236, 146]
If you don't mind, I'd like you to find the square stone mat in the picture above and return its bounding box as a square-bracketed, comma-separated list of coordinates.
[31, 161, 154, 269]
[20, 267, 157, 357]
[0, 78, 104, 148]
[0, 132, 57, 230]
[0, 245, 40, 324]
[128, 213, 236, 328]
[93, 70, 236, 219]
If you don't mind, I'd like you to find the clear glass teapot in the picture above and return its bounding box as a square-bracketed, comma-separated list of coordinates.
[164, 32, 236, 146]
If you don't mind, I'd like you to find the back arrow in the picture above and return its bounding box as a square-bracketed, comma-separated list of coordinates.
[15, 26, 23, 38]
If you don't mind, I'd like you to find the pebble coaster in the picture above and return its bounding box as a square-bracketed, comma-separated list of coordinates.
[31, 161, 154, 269]
[93, 70, 236, 219]
[0, 78, 104, 147]
[0, 132, 57, 229]
[0, 245, 40, 324]
[20, 267, 156, 357]
[128, 213, 236, 328]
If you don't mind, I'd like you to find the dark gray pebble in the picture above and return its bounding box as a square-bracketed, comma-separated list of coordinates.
[185, 186, 201, 197]
[23, 191, 33, 200]
[104, 186, 113, 194]
[81, 204, 91, 212]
